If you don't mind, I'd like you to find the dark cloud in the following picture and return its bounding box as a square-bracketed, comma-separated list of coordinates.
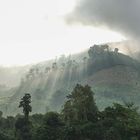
[66, 0, 140, 39]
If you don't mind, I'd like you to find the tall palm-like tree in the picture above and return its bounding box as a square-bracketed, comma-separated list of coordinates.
[19, 93, 32, 120]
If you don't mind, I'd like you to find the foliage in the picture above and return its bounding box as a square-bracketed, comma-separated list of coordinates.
[19, 93, 32, 120]
[62, 84, 98, 122]
[15, 93, 32, 140]
[0, 84, 140, 140]
[15, 117, 32, 140]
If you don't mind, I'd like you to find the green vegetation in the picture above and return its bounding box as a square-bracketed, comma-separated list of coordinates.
[0, 43, 139, 140]
[0, 84, 140, 140]
[1, 44, 140, 116]
[19, 93, 32, 120]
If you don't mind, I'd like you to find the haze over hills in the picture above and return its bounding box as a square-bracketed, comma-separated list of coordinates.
[0, 43, 139, 116]
[0, 65, 33, 100]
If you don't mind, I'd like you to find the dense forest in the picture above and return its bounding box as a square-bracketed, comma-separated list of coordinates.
[0, 0, 140, 139]
[0, 44, 140, 140]
[0, 84, 140, 140]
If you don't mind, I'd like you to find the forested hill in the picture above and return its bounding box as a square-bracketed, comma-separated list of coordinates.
[1, 44, 140, 116]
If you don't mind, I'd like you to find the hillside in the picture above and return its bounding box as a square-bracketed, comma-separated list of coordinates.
[0, 44, 140, 116]
[0, 65, 32, 104]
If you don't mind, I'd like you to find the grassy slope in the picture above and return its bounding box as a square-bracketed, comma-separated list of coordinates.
[86, 65, 140, 109]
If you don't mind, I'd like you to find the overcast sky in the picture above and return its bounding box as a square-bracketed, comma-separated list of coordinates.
[68, 0, 140, 39]
[0, 0, 125, 66]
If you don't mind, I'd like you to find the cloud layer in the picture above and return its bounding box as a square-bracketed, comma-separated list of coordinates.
[67, 0, 140, 39]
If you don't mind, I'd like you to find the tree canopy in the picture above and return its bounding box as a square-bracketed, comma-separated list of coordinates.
[0, 84, 140, 140]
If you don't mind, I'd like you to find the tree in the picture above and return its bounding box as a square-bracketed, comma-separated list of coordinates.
[114, 48, 119, 53]
[101, 103, 140, 140]
[103, 127, 121, 140]
[33, 112, 64, 140]
[52, 62, 57, 70]
[15, 117, 32, 140]
[0, 132, 13, 140]
[83, 57, 87, 64]
[45, 67, 50, 74]
[62, 84, 98, 122]
[16, 94, 32, 140]
[0, 111, 3, 118]
[19, 93, 32, 120]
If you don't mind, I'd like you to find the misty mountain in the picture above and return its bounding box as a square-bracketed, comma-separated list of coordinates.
[0, 65, 33, 102]
[0, 65, 32, 88]
[0, 44, 140, 116]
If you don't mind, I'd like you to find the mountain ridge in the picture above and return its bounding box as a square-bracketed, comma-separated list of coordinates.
[0, 44, 140, 116]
